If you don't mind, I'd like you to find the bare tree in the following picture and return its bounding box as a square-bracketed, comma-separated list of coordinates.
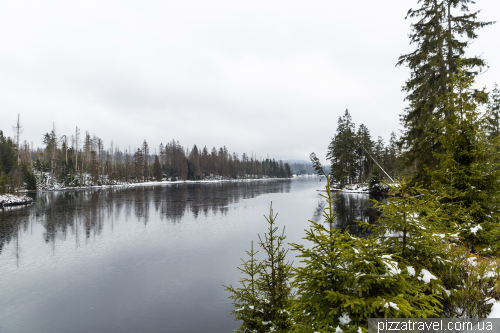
[75, 126, 80, 171]
[12, 113, 23, 164]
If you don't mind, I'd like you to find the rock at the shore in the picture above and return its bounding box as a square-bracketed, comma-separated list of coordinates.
[0, 194, 33, 208]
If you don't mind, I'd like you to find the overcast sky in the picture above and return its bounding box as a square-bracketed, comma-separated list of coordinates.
[1, 0, 499, 163]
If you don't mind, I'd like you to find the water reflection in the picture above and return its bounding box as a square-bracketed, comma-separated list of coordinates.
[311, 193, 383, 237]
[0, 181, 292, 254]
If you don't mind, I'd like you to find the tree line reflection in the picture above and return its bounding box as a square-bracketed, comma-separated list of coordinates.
[0, 181, 292, 254]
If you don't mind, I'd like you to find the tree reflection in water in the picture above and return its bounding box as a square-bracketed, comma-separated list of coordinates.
[0, 181, 292, 254]
[311, 193, 383, 237]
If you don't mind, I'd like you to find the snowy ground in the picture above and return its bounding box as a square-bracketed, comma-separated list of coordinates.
[0, 193, 33, 207]
[333, 184, 370, 194]
[328, 182, 395, 194]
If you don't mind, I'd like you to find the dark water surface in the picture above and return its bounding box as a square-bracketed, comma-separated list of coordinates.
[0, 177, 379, 333]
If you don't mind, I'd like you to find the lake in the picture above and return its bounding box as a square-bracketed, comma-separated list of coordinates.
[0, 176, 379, 333]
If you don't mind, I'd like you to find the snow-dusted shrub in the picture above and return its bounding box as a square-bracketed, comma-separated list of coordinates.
[435, 245, 500, 318]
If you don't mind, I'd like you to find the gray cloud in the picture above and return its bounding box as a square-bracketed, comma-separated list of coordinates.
[1, 0, 499, 163]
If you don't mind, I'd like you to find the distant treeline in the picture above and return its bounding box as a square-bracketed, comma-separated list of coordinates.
[0, 122, 292, 193]
[287, 162, 314, 175]
[287, 162, 329, 175]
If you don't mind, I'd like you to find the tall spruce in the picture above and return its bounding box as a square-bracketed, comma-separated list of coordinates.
[397, 0, 494, 186]
[355, 124, 373, 182]
[153, 155, 162, 181]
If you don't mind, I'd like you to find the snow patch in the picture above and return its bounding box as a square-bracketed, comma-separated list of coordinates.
[488, 302, 500, 318]
[418, 269, 437, 284]
[471, 225, 483, 234]
[384, 302, 400, 311]
[0, 194, 33, 207]
[467, 257, 477, 266]
[339, 313, 351, 325]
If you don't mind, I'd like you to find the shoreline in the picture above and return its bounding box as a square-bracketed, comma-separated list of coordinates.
[1, 176, 303, 208]
[0, 194, 34, 208]
[25, 176, 299, 193]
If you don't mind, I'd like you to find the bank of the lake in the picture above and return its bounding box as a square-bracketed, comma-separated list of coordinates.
[0, 194, 33, 208]
[30, 173, 297, 192]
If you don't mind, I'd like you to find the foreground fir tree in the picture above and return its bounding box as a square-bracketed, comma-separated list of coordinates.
[225, 203, 293, 333]
[224, 241, 264, 332]
[366, 176, 500, 318]
[290, 176, 441, 333]
[363, 178, 456, 277]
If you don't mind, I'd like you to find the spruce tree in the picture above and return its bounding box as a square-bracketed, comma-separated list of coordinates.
[153, 155, 162, 181]
[21, 162, 37, 191]
[328, 110, 358, 185]
[486, 83, 500, 141]
[355, 124, 373, 183]
[397, 0, 494, 186]
[291, 176, 442, 333]
[363, 178, 455, 278]
[431, 66, 500, 252]
[225, 241, 265, 332]
[225, 203, 293, 333]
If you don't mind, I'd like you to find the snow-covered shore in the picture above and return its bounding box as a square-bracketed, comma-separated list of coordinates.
[0, 194, 33, 207]
[28, 176, 297, 193]
[329, 182, 394, 194]
[331, 183, 370, 194]
[0, 176, 296, 209]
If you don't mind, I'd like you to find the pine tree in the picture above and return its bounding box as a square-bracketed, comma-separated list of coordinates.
[224, 241, 264, 332]
[328, 110, 358, 185]
[397, 0, 493, 186]
[225, 203, 293, 333]
[355, 124, 373, 183]
[291, 176, 442, 332]
[153, 155, 162, 181]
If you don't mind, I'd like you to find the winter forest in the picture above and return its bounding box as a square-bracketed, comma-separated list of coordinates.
[0, 120, 293, 193]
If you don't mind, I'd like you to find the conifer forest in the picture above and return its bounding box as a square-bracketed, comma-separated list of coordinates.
[0, 122, 293, 193]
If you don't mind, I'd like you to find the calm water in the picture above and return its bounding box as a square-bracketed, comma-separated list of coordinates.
[0, 176, 379, 333]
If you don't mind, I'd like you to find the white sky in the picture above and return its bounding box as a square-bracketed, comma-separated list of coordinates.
[1, 0, 499, 163]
